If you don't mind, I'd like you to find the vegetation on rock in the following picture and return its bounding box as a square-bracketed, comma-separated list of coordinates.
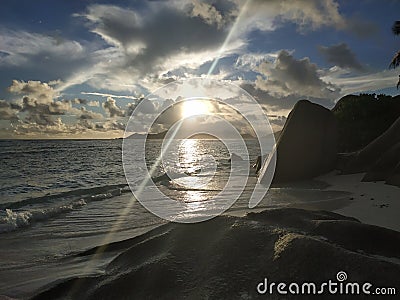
[332, 93, 400, 152]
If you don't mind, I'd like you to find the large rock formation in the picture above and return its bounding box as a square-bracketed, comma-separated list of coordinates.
[343, 116, 400, 174]
[336, 115, 400, 187]
[257, 95, 400, 187]
[362, 141, 400, 182]
[32, 208, 400, 300]
[271, 100, 337, 183]
[386, 163, 400, 187]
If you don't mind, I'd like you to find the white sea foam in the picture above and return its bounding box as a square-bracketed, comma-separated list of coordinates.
[0, 199, 86, 233]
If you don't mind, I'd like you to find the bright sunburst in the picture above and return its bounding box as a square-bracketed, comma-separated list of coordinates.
[181, 100, 211, 118]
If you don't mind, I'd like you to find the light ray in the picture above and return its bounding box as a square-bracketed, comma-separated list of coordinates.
[207, 0, 252, 77]
[74, 1, 254, 287]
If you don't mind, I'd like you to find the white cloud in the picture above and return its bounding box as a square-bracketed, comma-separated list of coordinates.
[6, 80, 73, 126]
[274, 0, 346, 31]
[224, 0, 347, 36]
[0, 0, 387, 138]
[235, 52, 278, 71]
[78, 107, 104, 120]
[8, 80, 60, 104]
[0, 29, 85, 66]
[87, 100, 100, 107]
[10, 117, 124, 138]
[2, 1, 357, 98]
[102, 97, 125, 118]
[322, 68, 399, 95]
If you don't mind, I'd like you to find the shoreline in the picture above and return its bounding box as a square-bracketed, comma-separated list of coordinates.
[2, 170, 400, 299]
[318, 171, 400, 232]
[228, 171, 400, 233]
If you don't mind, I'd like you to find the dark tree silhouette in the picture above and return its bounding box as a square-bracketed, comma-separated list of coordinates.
[390, 21, 400, 89]
[392, 21, 400, 35]
[390, 51, 400, 69]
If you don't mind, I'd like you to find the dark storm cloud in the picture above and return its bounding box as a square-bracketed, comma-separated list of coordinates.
[78, 3, 230, 74]
[241, 83, 336, 114]
[254, 50, 340, 100]
[318, 43, 365, 71]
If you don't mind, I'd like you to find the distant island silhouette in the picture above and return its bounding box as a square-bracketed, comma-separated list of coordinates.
[125, 131, 256, 140]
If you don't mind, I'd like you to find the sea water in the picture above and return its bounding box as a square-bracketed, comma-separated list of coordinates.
[0, 139, 258, 296]
[0, 139, 348, 298]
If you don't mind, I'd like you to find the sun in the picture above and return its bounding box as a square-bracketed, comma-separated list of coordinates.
[181, 100, 211, 118]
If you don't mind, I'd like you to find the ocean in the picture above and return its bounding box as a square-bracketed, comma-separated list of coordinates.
[0, 139, 348, 298]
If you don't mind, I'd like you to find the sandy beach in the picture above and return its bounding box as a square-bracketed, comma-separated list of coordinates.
[318, 171, 400, 232]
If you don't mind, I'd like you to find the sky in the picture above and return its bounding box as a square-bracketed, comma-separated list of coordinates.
[0, 0, 399, 139]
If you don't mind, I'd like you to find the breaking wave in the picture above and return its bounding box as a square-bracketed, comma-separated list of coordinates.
[0, 184, 132, 233]
[0, 184, 130, 210]
[0, 199, 87, 233]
